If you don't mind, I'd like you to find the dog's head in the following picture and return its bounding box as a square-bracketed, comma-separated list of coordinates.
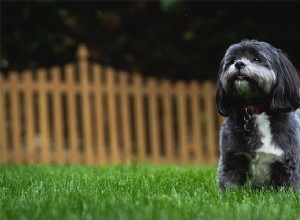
[216, 39, 300, 116]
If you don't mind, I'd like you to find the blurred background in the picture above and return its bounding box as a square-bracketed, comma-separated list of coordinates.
[2, 0, 300, 80]
[1, 0, 300, 165]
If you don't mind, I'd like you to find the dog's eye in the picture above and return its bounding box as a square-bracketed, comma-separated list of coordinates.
[230, 58, 237, 64]
[253, 57, 261, 62]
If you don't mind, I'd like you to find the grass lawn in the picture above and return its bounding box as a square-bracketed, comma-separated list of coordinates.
[0, 164, 299, 220]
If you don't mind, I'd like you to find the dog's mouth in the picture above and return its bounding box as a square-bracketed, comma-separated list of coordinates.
[234, 73, 248, 81]
[236, 75, 246, 80]
[230, 73, 259, 99]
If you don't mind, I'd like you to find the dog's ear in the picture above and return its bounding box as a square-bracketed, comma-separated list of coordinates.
[270, 50, 300, 112]
[216, 81, 231, 117]
[216, 58, 234, 117]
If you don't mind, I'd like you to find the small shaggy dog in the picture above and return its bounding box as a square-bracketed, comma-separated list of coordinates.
[216, 39, 300, 190]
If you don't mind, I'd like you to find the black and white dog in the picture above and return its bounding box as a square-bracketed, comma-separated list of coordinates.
[216, 39, 300, 189]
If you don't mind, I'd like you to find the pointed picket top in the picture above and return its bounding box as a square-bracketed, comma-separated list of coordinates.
[77, 44, 89, 61]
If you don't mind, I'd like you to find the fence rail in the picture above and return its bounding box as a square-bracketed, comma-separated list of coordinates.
[0, 44, 223, 165]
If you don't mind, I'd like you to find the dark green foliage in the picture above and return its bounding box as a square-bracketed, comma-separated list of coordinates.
[1, 1, 300, 80]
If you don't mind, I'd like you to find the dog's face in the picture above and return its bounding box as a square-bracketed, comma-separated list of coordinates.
[216, 40, 300, 116]
[220, 41, 277, 100]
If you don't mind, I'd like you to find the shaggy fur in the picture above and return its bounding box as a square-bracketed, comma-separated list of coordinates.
[216, 39, 300, 190]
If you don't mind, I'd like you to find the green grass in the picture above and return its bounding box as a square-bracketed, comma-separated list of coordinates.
[0, 165, 299, 220]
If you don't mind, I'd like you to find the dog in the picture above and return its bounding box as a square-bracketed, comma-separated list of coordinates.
[216, 39, 300, 190]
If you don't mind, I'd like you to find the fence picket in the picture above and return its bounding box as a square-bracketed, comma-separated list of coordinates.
[190, 81, 204, 163]
[203, 81, 218, 164]
[107, 68, 120, 164]
[65, 64, 79, 163]
[10, 72, 21, 163]
[147, 78, 160, 163]
[0, 74, 8, 163]
[218, 114, 224, 131]
[52, 66, 64, 164]
[78, 44, 93, 164]
[24, 70, 35, 163]
[133, 74, 146, 162]
[162, 80, 174, 163]
[92, 63, 107, 165]
[120, 72, 132, 163]
[37, 69, 50, 164]
[176, 81, 189, 164]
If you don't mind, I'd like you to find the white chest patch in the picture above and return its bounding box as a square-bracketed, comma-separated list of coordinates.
[250, 113, 284, 186]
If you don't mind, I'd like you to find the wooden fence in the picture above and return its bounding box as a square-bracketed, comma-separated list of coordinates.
[0, 44, 223, 165]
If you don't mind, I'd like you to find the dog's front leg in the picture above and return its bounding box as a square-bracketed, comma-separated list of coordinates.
[270, 158, 300, 190]
[217, 154, 249, 190]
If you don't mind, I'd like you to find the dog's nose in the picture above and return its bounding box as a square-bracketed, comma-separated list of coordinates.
[235, 61, 245, 70]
